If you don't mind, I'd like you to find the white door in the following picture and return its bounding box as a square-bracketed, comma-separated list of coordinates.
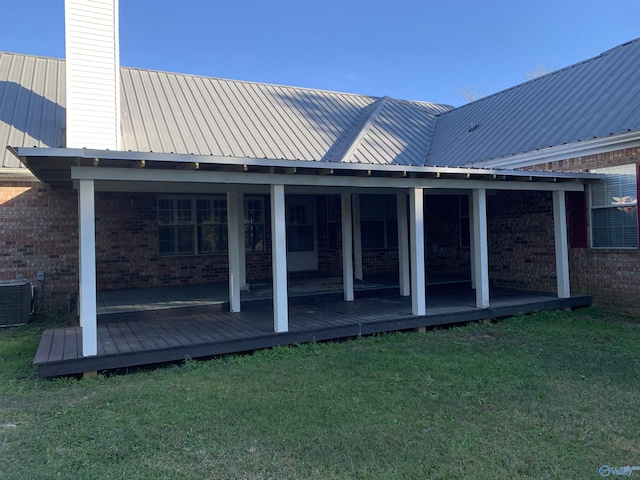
[286, 196, 318, 272]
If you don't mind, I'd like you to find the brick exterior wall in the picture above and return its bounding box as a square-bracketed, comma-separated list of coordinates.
[486, 190, 557, 292]
[1, 182, 79, 308]
[425, 195, 471, 277]
[1, 186, 469, 310]
[0, 187, 362, 310]
[529, 146, 640, 315]
[4, 145, 638, 316]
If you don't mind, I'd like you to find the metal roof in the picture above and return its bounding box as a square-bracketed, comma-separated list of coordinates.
[0, 52, 65, 168]
[0, 53, 451, 170]
[119, 68, 449, 164]
[427, 38, 640, 167]
[322, 96, 444, 166]
[3, 37, 640, 174]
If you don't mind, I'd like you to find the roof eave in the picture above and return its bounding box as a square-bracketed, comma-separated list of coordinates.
[465, 130, 640, 170]
[15, 147, 599, 182]
[0, 168, 39, 182]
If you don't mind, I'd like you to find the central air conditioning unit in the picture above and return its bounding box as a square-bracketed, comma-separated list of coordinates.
[0, 280, 32, 326]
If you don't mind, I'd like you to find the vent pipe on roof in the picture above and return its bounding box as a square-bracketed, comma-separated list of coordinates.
[65, 0, 121, 150]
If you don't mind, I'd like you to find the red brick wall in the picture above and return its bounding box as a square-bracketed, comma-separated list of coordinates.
[95, 192, 273, 289]
[0, 185, 481, 310]
[530, 146, 640, 172]
[425, 195, 471, 277]
[0, 188, 365, 310]
[6, 150, 638, 316]
[486, 190, 557, 292]
[0, 182, 79, 308]
[0, 185, 278, 310]
[530, 147, 640, 315]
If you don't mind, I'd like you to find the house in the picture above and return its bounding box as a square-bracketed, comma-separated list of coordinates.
[1, 0, 638, 373]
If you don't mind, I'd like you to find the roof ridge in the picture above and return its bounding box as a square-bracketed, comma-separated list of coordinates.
[324, 96, 391, 163]
[391, 97, 455, 114]
[0, 51, 65, 62]
[123, 64, 385, 101]
[0, 51, 452, 110]
[440, 36, 640, 116]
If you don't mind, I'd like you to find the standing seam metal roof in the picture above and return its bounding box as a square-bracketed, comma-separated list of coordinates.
[3, 37, 640, 172]
[1, 53, 451, 169]
[427, 38, 640, 167]
[0, 52, 65, 168]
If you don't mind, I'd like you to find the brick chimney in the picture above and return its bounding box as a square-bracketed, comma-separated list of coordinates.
[65, 0, 121, 150]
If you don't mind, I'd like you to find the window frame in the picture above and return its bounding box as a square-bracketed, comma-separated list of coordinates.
[588, 163, 638, 249]
[157, 194, 266, 257]
[158, 195, 228, 256]
[359, 194, 398, 250]
[244, 195, 266, 253]
[326, 195, 341, 250]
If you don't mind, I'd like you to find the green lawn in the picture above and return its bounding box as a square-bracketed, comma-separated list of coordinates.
[0, 308, 638, 479]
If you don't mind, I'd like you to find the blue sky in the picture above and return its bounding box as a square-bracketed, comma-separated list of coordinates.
[2, 0, 638, 106]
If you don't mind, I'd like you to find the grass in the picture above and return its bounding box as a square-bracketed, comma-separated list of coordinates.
[0, 308, 639, 479]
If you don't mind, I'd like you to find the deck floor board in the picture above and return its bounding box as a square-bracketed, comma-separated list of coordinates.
[34, 288, 591, 378]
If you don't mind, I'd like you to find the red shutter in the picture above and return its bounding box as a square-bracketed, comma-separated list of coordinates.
[567, 191, 588, 248]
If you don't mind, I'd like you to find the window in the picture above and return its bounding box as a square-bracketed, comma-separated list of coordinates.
[245, 196, 265, 252]
[158, 196, 227, 256]
[459, 195, 470, 247]
[590, 164, 638, 248]
[197, 197, 228, 254]
[158, 195, 265, 256]
[360, 194, 397, 249]
[326, 195, 340, 250]
[286, 198, 315, 252]
[158, 197, 196, 255]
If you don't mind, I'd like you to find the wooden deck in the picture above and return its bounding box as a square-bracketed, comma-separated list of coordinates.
[34, 288, 591, 378]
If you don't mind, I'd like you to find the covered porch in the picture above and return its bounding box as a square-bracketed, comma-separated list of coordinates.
[16, 147, 597, 375]
[34, 284, 591, 377]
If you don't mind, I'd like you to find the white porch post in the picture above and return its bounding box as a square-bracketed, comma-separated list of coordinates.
[341, 194, 354, 301]
[397, 193, 410, 296]
[270, 184, 288, 332]
[472, 189, 490, 308]
[409, 188, 426, 315]
[353, 194, 363, 280]
[227, 192, 242, 312]
[553, 191, 571, 298]
[78, 179, 97, 356]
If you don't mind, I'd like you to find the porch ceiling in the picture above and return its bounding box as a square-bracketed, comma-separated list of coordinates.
[11, 146, 600, 191]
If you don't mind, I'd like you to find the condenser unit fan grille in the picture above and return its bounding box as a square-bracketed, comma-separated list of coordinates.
[0, 280, 31, 326]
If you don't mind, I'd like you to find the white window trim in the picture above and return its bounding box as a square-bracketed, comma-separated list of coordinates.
[360, 194, 398, 250]
[158, 194, 228, 257]
[588, 164, 638, 249]
[158, 194, 267, 257]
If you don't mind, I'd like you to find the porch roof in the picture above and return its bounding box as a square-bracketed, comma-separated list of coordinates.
[12, 146, 600, 191]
